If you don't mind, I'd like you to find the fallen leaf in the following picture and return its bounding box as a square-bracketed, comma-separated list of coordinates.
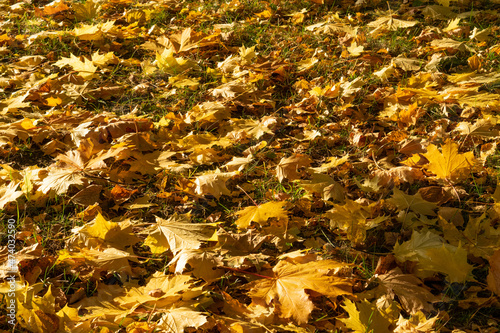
[276, 154, 312, 183]
[144, 214, 217, 255]
[235, 201, 288, 229]
[362, 268, 440, 314]
[193, 169, 237, 199]
[394, 230, 473, 283]
[340, 299, 393, 333]
[423, 139, 477, 182]
[246, 259, 352, 324]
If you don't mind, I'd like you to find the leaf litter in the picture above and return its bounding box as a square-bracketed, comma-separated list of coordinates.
[1, 0, 500, 332]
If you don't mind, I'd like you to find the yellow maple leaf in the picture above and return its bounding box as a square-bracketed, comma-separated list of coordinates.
[394, 230, 473, 283]
[156, 48, 199, 75]
[144, 214, 217, 255]
[423, 139, 477, 182]
[169, 248, 224, 282]
[347, 41, 364, 57]
[17, 285, 60, 333]
[326, 200, 387, 245]
[193, 169, 237, 199]
[77, 212, 140, 250]
[340, 299, 394, 333]
[394, 311, 440, 333]
[91, 51, 118, 68]
[73, 0, 100, 21]
[276, 154, 312, 183]
[73, 23, 102, 41]
[298, 173, 344, 201]
[157, 307, 207, 333]
[389, 188, 437, 216]
[116, 272, 195, 308]
[0, 181, 23, 209]
[54, 53, 97, 80]
[44, 96, 62, 106]
[235, 201, 288, 229]
[246, 259, 353, 324]
[363, 268, 440, 314]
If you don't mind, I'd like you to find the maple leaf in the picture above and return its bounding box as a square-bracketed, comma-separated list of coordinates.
[193, 169, 237, 199]
[389, 188, 437, 216]
[37, 150, 108, 195]
[224, 117, 276, 140]
[309, 154, 349, 173]
[35, 0, 69, 17]
[235, 201, 288, 229]
[298, 172, 344, 201]
[77, 247, 137, 274]
[144, 214, 217, 255]
[223, 155, 254, 172]
[393, 230, 473, 283]
[347, 41, 364, 57]
[246, 259, 353, 324]
[276, 154, 312, 183]
[168, 27, 219, 53]
[262, 219, 302, 251]
[185, 101, 231, 125]
[17, 285, 60, 333]
[156, 48, 199, 75]
[440, 213, 500, 259]
[37, 151, 86, 194]
[340, 299, 394, 333]
[73, 212, 140, 250]
[116, 272, 195, 309]
[361, 268, 440, 314]
[157, 307, 207, 333]
[326, 200, 387, 245]
[0, 181, 23, 209]
[169, 248, 224, 282]
[54, 53, 98, 80]
[423, 139, 477, 182]
[374, 166, 424, 186]
[394, 311, 440, 333]
[368, 13, 418, 35]
[73, 0, 100, 21]
[91, 51, 118, 68]
[73, 20, 114, 41]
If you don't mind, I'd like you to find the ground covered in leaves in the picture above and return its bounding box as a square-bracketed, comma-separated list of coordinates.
[1, 0, 500, 331]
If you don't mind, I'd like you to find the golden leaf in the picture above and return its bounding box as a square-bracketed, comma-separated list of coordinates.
[423, 139, 477, 182]
[78, 212, 140, 250]
[246, 259, 352, 324]
[193, 169, 237, 199]
[54, 53, 98, 80]
[235, 201, 288, 229]
[156, 48, 199, 75]
[326, 200, 387, 245]
[340, 299, 393, 333]
[144, 214, 217, 255]
[276, 154, 312, 183]
[73, 0, 100, 20]
[389, 188, 437, 216]
[157, 307, 207, 333]
[394, 230, 473, 283]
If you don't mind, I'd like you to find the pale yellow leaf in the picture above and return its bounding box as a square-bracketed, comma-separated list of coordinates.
[144, 214, 217, 255]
